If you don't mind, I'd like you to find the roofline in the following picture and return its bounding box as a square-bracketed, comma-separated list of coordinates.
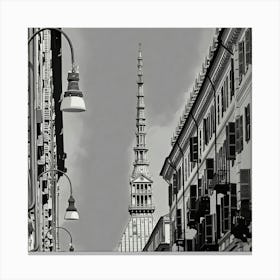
[159, 28, 226, 179]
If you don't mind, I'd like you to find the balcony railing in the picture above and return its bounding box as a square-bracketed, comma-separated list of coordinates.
[209, 170, 229, 194]
[128, 205, 155, 213]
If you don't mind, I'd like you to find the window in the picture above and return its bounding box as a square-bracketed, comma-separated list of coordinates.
[245, 28, 252, 69]
[226, 122, 236, 160]
[238, 28, 252, 84]
[203, 119, 208, 146]
[206, 158, 214, 180]
[238, 41, 245, 83]
[176, 209, 182, 239]
[190, 137, 198, 162]
[240, 169, 251, 224]
[235, 115, 244, 154]
[222, 194, 230, 232]
[245, 103, 251, 142]
[230, 58, 235, 100]
[168, 184, 173, 207]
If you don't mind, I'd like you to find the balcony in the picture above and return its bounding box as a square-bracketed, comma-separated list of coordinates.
[209, 170, 229, 194]
[128, 205, 155, 214]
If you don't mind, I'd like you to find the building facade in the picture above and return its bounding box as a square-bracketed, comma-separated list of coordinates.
[28, 28, 66, 252]
[143, 214, 170, 252]
[118, 44, 155, 252]
[160, 28, 252, 252]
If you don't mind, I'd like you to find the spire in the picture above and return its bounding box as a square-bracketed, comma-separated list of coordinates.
[132, 43, 150, 179]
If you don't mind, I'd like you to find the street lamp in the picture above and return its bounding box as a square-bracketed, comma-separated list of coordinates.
[28, 27, 86, 112]
[38, 169, 79, 220]
[45, 226, 75, 252]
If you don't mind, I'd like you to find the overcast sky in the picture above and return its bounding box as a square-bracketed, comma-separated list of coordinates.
[57, 28, 215, 252]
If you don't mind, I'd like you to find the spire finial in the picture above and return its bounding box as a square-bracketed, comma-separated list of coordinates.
[138, 43, 142, 58]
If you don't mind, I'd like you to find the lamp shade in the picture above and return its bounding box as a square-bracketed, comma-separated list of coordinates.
[65, 195, 79, 220]
[61, 71, 86, 112]
[69, 244, 74, 252]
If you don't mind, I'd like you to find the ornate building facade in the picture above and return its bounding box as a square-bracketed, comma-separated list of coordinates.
[160, 28, 252, 252]
[28, 29, 66, 252]
[118, 44, 155, 252]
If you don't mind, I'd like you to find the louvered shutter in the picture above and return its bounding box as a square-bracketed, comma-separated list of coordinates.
[240, 168, 252, 225]
[190, 137, 198, 162]
[176, 209, 182, 239]
[226, 122, 236, 159]
[235, 117, 240, 153]
[198, 178, 202, 197]
[173, 174, 178, 194]
[240, 115, 244, 152]
[223, 194, 230, 232]
[230, 183, 237, 219]
[240, 169, 251, 200]
[245, 104, 251, 141]
[245, 28, 252, 67]
[238, 41, 245, 83]
[168, 184, 172, 207]
[203, 118, 208, 145]
[206, 158, 214, 179]
[230, 58, 235, 99]
[205, 214, 214, 244]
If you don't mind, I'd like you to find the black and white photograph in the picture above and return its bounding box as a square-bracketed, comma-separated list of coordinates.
[28, 27, 252, 253]
[1, 1, 280, 280]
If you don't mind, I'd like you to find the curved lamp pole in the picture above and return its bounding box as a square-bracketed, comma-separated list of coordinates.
[38, 169, 79, 220]
[45, 226, 74, 252]
[28, 27, 86, 112]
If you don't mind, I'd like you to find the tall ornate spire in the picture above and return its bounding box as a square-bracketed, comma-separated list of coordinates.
[132, 43, 150, 179]
[117, 43, 155, 252]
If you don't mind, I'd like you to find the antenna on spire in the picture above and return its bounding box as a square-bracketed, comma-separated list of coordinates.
[138, 42, 142, 58]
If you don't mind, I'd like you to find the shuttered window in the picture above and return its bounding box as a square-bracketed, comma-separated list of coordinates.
[230, 58, 235, 100]
[223, 194, 230, 232]
[206, 158, 214, 180]
[190, 137, 198, 162]
[205, 214, 214, 244]
[226, 122, 236, 160]
[240, 169, 251, 200]
[189, 185, 197, 221]
[240, 115, 244, 152]
[230, 183, 237, 216]
[245, 28, 252, 68]
[176, 209, 182, 239]
[173, 174, 178, 194]
[238, 41, 245, 83]
[245, 103, 251, 142]
[235, 116, 244, 154]
[168, 184, 172, 207]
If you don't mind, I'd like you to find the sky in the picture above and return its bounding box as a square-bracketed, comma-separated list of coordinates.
[57, 28, 215, 252]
